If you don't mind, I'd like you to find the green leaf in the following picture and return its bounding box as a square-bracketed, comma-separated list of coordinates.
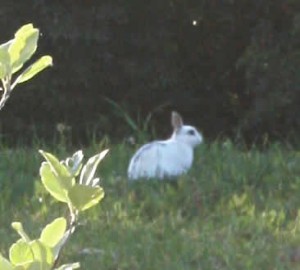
[11, 222, 31, 242]
[68, 184, 104, 211]
[0, 39, 13, 50]
[40, 217, 67, 248]
[39, 150, 71, 180]
[55, 262, 80, 270]
[15, 55, 53, 84]
[40, 162, 71, 203]
[0, 253, 13, 270]
[0, 46, 11, 79]
[63, 150, 84, 177]
[26, 261, 49, 270]
[9, 239, 33, 265]
[51, 228, 73, 261]
[8, 24, 39, 73]
[30, 240, 54, 265]
[79, 149, 109, 185]
[10, 240, 53, 269]
[39, 150, 75, 202]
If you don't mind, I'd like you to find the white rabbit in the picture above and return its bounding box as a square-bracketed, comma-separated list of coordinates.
[128, 111, 203, 180]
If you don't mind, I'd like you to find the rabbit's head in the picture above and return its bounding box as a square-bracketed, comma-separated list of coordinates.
[170, 111, 203, 147]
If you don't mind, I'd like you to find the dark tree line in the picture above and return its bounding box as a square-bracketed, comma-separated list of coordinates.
[0, 0, 299, 145]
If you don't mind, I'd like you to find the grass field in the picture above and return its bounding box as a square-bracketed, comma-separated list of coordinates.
[0, 141, 300, 269]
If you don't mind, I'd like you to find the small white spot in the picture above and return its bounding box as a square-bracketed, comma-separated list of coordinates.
[192, 20, 197, 26]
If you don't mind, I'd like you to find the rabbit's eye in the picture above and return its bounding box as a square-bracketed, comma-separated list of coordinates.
[188, 129, 195, 135]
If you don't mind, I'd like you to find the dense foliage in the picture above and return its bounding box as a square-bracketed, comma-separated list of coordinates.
[0, 1, 299, 144]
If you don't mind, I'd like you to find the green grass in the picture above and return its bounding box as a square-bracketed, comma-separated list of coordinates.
[1, 141, 300, 269]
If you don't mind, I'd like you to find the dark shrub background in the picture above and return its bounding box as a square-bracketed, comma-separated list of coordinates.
[0, 0, 299, 145]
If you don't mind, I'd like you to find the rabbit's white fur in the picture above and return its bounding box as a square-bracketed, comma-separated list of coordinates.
[128, 111, 203, 180]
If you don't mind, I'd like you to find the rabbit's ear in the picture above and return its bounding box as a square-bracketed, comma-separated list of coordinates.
[171, 111, 183, 130]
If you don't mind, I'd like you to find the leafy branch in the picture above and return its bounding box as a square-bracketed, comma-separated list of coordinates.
[0, 24, 108, 270]
[0, 24, 52, 110]
[0, 149, 109, 270]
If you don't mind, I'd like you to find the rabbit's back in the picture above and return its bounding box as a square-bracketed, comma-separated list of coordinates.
[128, 140, 193, 180]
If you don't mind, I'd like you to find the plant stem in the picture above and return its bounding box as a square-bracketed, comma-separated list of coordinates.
[0, 77, 12, 111]
[51, 206, 78, 269]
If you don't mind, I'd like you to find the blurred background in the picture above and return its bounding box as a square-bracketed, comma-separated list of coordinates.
[0, 0, 299, 145]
